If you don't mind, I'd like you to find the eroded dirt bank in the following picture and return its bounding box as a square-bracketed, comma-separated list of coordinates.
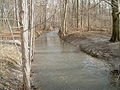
[0, 45, 22, 90]
[61, 29, 120, 62]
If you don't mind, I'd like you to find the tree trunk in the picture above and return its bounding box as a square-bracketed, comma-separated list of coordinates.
[43, 0, 48, 30]
[80, 0, 83, 28]
[29, 0, 35, 62]
[60, 0, 68, 37]
[88, 0, 90, 31]
[1, 0, 4, 30]
[15, 0, 20, 27]
[19, 0, 31, 89]
[118, 0, 120, 41]
[76, 0, 79, 28]
[118, 0, 120, 74]
[110, 0, 120, 42]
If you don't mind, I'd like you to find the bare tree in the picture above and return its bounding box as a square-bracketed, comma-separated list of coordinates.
[59, 0, 68, 37]
[76, 0, 79, 28]
[110, 0, 119, 42]
[19, 0, 31, 89]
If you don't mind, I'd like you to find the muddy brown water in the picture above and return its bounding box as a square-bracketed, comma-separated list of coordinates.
[32, 30, 120, 90]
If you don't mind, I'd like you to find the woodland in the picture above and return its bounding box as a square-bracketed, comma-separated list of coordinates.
[0, 0, 120, 90]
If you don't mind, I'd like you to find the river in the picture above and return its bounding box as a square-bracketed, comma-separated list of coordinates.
[32, 30, 119, 90]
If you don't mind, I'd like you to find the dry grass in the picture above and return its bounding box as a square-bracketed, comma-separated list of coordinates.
[0, 45, 22, 90]
[62, 27, 120, 61]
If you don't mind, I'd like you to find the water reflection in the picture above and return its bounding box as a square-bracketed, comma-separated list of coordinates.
[33, 30, 120, 90]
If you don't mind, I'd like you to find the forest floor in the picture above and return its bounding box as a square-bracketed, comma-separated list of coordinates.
[0, 27, 43, 89]
[61, 28, 120, 65]
[0, 45, 22, 90]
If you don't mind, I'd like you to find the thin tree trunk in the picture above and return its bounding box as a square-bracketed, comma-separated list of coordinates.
[61, 0, 68, 37]
[29, 0, 35, 61]
[77, 0, 79, 28]
[118, 0, 120, 78]
[15, 0, 20, 27]
[88, 0, 90, 31]
[118, 5, 120, 79]
[19, 0, 31, 89]
[43, 0, 48, 30]
[1, 0, 4, 30]
[81, 0, 83, 28]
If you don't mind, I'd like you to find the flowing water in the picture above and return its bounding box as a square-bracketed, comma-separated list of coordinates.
[32, 30, 119, 90]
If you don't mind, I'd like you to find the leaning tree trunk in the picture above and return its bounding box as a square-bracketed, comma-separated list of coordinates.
[19, 0, 31, 89]
[110, 0, 120, 42]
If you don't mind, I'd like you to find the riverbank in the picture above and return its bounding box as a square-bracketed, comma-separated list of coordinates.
[61, 29, 120, 62]
[32, 30, 120, 90]
[0, 27, 44, 89]
[0, 45, 22, 89]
